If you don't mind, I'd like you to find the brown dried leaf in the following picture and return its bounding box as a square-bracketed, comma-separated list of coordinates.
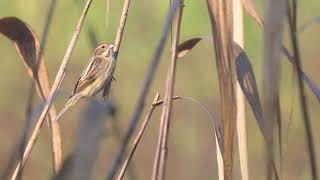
[0, 16, 62, 172]
[233, 42, 264, 132]
[0, 17, 53, 102]
[177, 37, 202, 58]
[207, 1, 236, 179]
[241, 0, 264, 27]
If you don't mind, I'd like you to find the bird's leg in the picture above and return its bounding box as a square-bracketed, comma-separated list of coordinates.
[112, 76, 116, 82]
[102, 81, 112, 103]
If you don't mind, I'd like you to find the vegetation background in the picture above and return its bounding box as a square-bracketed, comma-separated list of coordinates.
[0, 0, 319, 179]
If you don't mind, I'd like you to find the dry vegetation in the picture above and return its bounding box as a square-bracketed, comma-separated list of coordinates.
[0, 0, 319, 179]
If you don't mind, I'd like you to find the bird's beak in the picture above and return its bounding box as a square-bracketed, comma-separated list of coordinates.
[109, 44, 114, 49]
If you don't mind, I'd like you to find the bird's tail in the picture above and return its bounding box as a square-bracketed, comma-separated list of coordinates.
[55, 94, 82, 122]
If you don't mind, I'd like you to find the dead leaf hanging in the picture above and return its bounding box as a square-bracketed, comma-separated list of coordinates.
[177, 37, 203, 58]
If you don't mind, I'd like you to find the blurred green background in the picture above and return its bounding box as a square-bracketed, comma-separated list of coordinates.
[0, 0, 319, 179]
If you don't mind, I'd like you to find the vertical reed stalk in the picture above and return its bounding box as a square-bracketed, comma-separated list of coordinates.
[287, 1, 317, 179]
[207, 0, 236, 179]
[262, 0, 286, 178]
[105, 1, 181, 179]
[233, 0, 249, 179]
[117, 93, 160, 180]
[151, 1, 183, 179]
[113, 0, 130, 58]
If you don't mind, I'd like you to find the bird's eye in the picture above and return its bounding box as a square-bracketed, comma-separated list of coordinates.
[101, 45, 106, 49]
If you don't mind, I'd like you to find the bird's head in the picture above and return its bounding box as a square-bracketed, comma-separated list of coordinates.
[93, 42, 114, 57]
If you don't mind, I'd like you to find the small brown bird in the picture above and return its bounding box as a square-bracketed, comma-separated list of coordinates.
[55, 42, 116, 121]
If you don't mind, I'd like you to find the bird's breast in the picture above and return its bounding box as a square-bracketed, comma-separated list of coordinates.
[82, 59, 116, 97]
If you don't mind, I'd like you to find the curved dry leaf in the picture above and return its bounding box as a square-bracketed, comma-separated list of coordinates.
[0, 17, 52, 98]
[0, 18, 36, 73]
[241, 0, 264, 28]
[207, 1, 235, 179]
[177, 37, 203, 58]
[233, 42, 282, 177]
[0, 17, 62, 172]
[233, 42, 264, 133]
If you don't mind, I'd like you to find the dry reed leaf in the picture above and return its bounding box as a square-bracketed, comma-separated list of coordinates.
[207, 1, 236, 179]
[233, 42, 264, 132]
[0, 17, 52, 99]
[54, 155, 74, 180]
[177, 37, 202, 58]
[241, 0, 263, 27]
[0, 16, 62, 173]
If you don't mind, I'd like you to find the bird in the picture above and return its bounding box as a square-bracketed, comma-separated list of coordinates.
[55, 42, 116, 122]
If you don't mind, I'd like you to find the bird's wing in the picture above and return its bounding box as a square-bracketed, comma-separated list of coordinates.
[102, 80, 112, 102]
[71, 56, 110, 96]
